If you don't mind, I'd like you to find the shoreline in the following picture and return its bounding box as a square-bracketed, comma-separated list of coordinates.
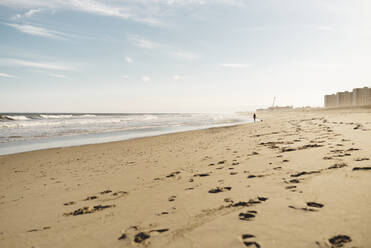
[1, 109, 370, 248]
[0, 120, 251, 156]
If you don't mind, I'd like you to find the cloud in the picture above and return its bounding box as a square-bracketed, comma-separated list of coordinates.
[142, 76, 151, 82]
[0, 0, 247, 29]
[48, 73, 67, 79]
[129, 35, 199, 61]
[172, 51, 199, 60]
[6, 23, 66, 39]
[129, 35, 161, 49]
[125, 57, 133, 63]
[13, 8, 42, 19]
[219, 63, 252, 68]
[1, 0, 164, 26]
[25, 8, 42, 17]
[132, 0, 245, 6]
[1, 58, 73, 71]
[0, 73, 19, 79]
[67, 0, 131, 19]
[121, 75, 129, 79]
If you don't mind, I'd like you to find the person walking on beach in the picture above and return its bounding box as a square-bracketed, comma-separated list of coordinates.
[253, 113, 256, 122]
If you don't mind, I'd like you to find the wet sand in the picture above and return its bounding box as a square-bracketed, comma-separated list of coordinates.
[0, 108, 370, 248]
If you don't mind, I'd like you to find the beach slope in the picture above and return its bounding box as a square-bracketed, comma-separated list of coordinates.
[0, 109, 371, 248]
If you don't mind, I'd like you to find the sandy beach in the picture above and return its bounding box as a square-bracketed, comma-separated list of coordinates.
[0, 109, 370, 248]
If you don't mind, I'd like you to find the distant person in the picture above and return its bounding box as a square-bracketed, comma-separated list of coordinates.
[253, 113, 256, 122]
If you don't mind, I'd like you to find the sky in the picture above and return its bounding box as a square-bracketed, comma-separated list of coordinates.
[0, 0, 370, 113]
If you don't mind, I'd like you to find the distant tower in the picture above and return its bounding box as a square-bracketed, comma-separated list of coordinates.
[272, 97, 276, 108]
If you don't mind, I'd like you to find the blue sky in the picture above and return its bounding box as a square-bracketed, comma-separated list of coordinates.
[0, 0, 370, 113]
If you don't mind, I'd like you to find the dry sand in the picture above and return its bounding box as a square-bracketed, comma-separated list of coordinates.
[0, 109, 371, 248]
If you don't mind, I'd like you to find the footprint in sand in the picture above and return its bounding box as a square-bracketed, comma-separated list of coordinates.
[353, 124, 362, 130]
[289, 201, 324, 212]
[232, 159, 240, 165]
[64, 204, 116, 216]
[281, 147, 297, 153]
[118, 228, 169, 243]
[241, 234, 260, 247]
[354, 157, 370, 161]
[306, 202, 324, 208]
[26, 226, 51, 233]
[194, 173, 210, 177]
[327, 163, 347, 169]
[352, 167, 371, 171]
[134, 232, 150, 243]
[118, 233, 127, 240]
[63, 201, 75, 206]
[290, 170, 321, 178]
[323, 156, 333, 160]
[328, 235, 352, 247]
[239, 210, 257, 221]
[168, 195, 176, 202]
[316, 235, 352, 247]
[208, 186, 232, 193]
[285, 185, 296, 190]
[230, 197, 268, 207]
[288, 205, 318, 212]
[83, 195, 98, 201]
[166, 171, 181, 178]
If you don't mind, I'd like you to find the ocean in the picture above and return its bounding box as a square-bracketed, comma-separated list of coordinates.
[0, 113, 251, 155]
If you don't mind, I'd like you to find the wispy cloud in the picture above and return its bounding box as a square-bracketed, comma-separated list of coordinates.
[132, 0, 245, 6]
[129, 35, 161, 49]
[121, 75, 129, 79]
[0, 0, 246, 27]
[219, 63, 252, 68]
[0, 73, 19, 79]
[12, 8, 42, 20]
[25, 8, 42, 17]
[1, 0, 164, 26]
[1, 58, 73, 71]
[48, 73, 67, 79]
[67, 0, 130, 19]
[142, 76, 151, 82]
[125, 57, 133, 63]
[172, 51, 199, 60]
[129, 35, 199, 60]
[6, 23, 66, 39]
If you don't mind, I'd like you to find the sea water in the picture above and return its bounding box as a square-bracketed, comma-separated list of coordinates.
[0, 113, 251, 155]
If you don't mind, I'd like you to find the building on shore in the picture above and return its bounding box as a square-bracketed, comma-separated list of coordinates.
[324, 94, 337, 108]
[324, 87, 371, 108]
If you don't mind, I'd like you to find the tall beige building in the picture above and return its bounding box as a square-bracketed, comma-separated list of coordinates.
[324, 87, 371, 108]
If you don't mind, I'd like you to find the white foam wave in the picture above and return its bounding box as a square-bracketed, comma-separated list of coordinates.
[0, 113, 251, 147]
[5, 115, 29, 121]
[143, 115, 158, 120]
[0, 118, 124, 128]
[39, 115, 74, 119]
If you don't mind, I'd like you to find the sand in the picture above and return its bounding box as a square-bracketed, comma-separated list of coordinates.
[0, 109, 371, 248]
